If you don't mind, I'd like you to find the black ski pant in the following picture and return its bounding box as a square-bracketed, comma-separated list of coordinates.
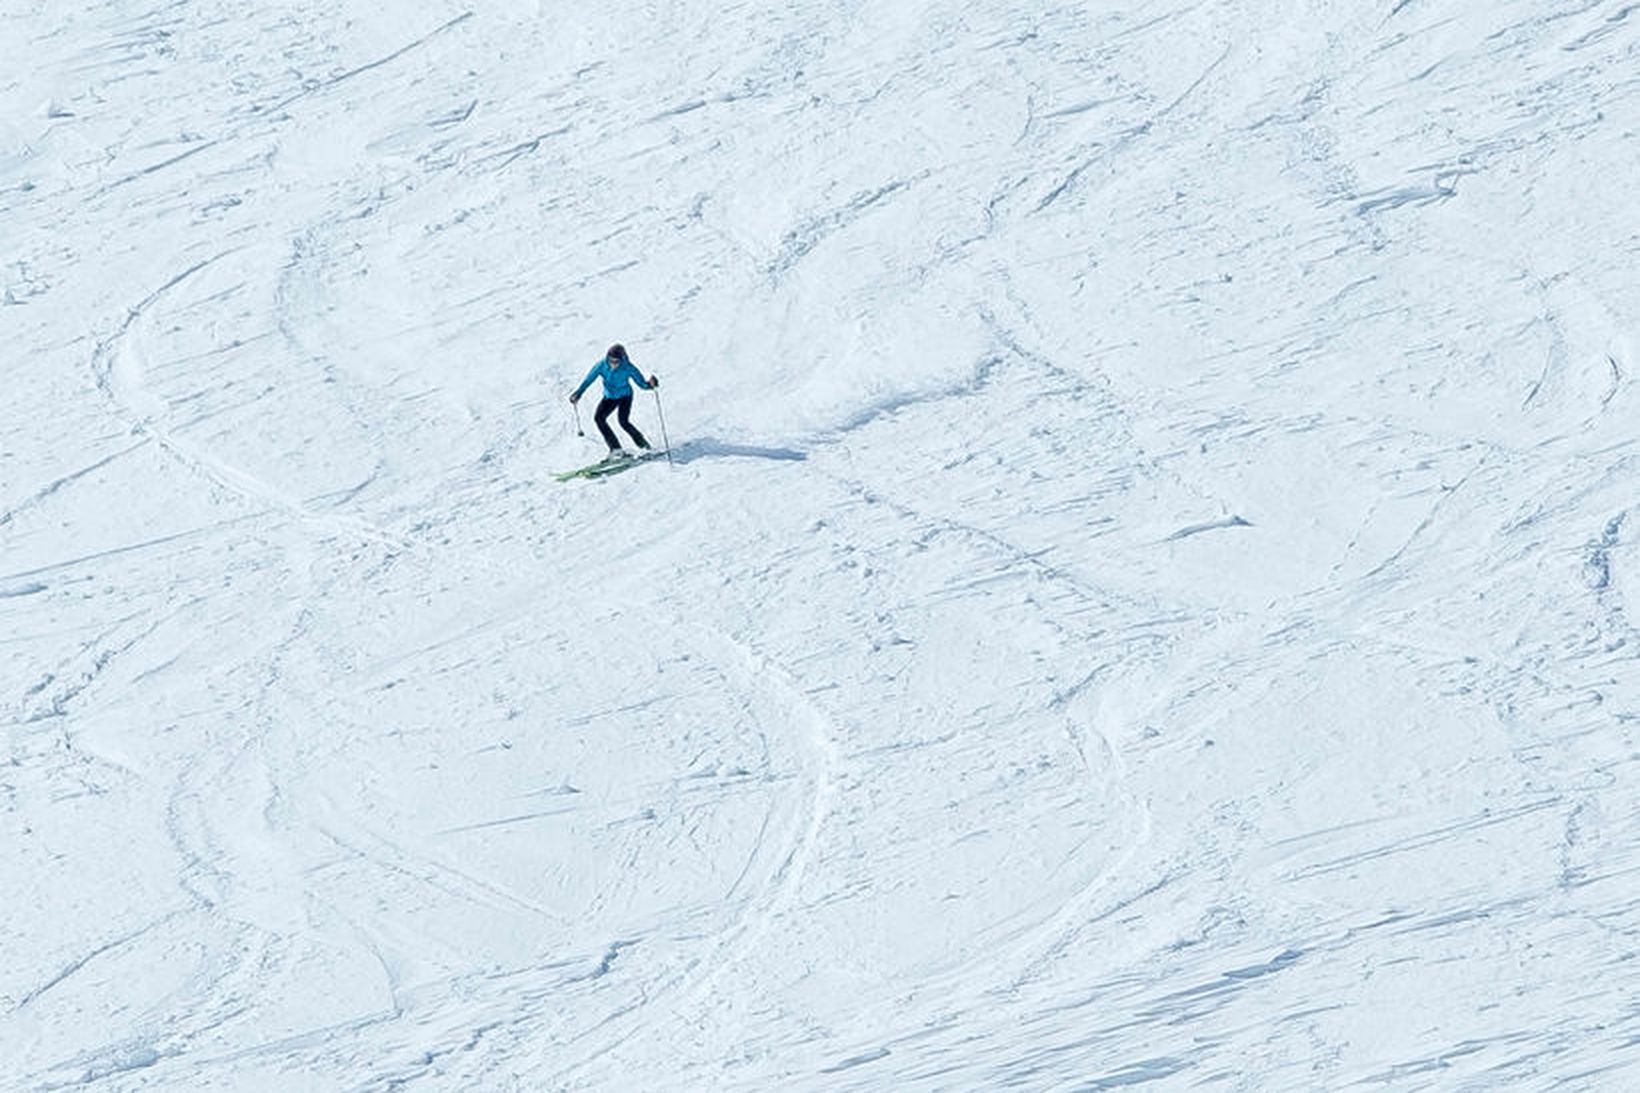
[594, 395, 650, 451]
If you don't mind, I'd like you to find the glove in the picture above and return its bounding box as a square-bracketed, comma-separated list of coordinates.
[649, 375, 660, 388]
[569, 392, 580, 404]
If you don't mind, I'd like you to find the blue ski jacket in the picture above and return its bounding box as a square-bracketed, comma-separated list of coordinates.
[574, 356, 653, 401]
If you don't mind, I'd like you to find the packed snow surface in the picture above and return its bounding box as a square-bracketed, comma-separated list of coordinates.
[4, 1, 1639, 1088]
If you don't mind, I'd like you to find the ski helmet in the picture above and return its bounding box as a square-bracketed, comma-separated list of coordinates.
[607, 343, 626, 361]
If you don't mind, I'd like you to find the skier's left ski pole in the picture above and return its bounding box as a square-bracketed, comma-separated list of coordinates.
[571, 398, 584, 438]
[652, 382, 673, 466]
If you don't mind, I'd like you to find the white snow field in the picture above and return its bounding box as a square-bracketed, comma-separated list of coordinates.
[4, 0, 1638, 1088]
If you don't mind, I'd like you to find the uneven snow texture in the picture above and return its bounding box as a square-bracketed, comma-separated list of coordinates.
[3, 1, 1639, 1089]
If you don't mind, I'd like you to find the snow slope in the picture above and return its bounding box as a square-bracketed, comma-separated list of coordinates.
[4, 1, 1638, 1088]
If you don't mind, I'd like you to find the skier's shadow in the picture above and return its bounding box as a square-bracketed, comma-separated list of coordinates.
[667, 436, 806, 465]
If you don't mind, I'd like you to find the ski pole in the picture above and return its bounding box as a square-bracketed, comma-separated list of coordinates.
[571, 398, 584, 438]
[653, 384, 673, 466]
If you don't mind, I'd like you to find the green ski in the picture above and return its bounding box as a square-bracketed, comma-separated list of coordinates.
[555, 451, 667, 482]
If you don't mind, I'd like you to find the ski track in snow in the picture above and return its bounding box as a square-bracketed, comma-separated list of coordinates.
[535, 623, 843, 1087]
[4, 0, 1640, 1089]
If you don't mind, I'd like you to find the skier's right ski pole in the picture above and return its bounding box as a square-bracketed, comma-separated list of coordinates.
[653, 384, 674, 466]
[571, 398, 584, 438]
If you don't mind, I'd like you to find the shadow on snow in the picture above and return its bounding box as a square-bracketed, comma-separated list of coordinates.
[667, 436, 807, 465]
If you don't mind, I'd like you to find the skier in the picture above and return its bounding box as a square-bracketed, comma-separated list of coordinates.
[569, 344, 660, 457]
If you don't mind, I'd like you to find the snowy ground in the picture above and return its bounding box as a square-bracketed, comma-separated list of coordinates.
[4, 1, 1639, 1089]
